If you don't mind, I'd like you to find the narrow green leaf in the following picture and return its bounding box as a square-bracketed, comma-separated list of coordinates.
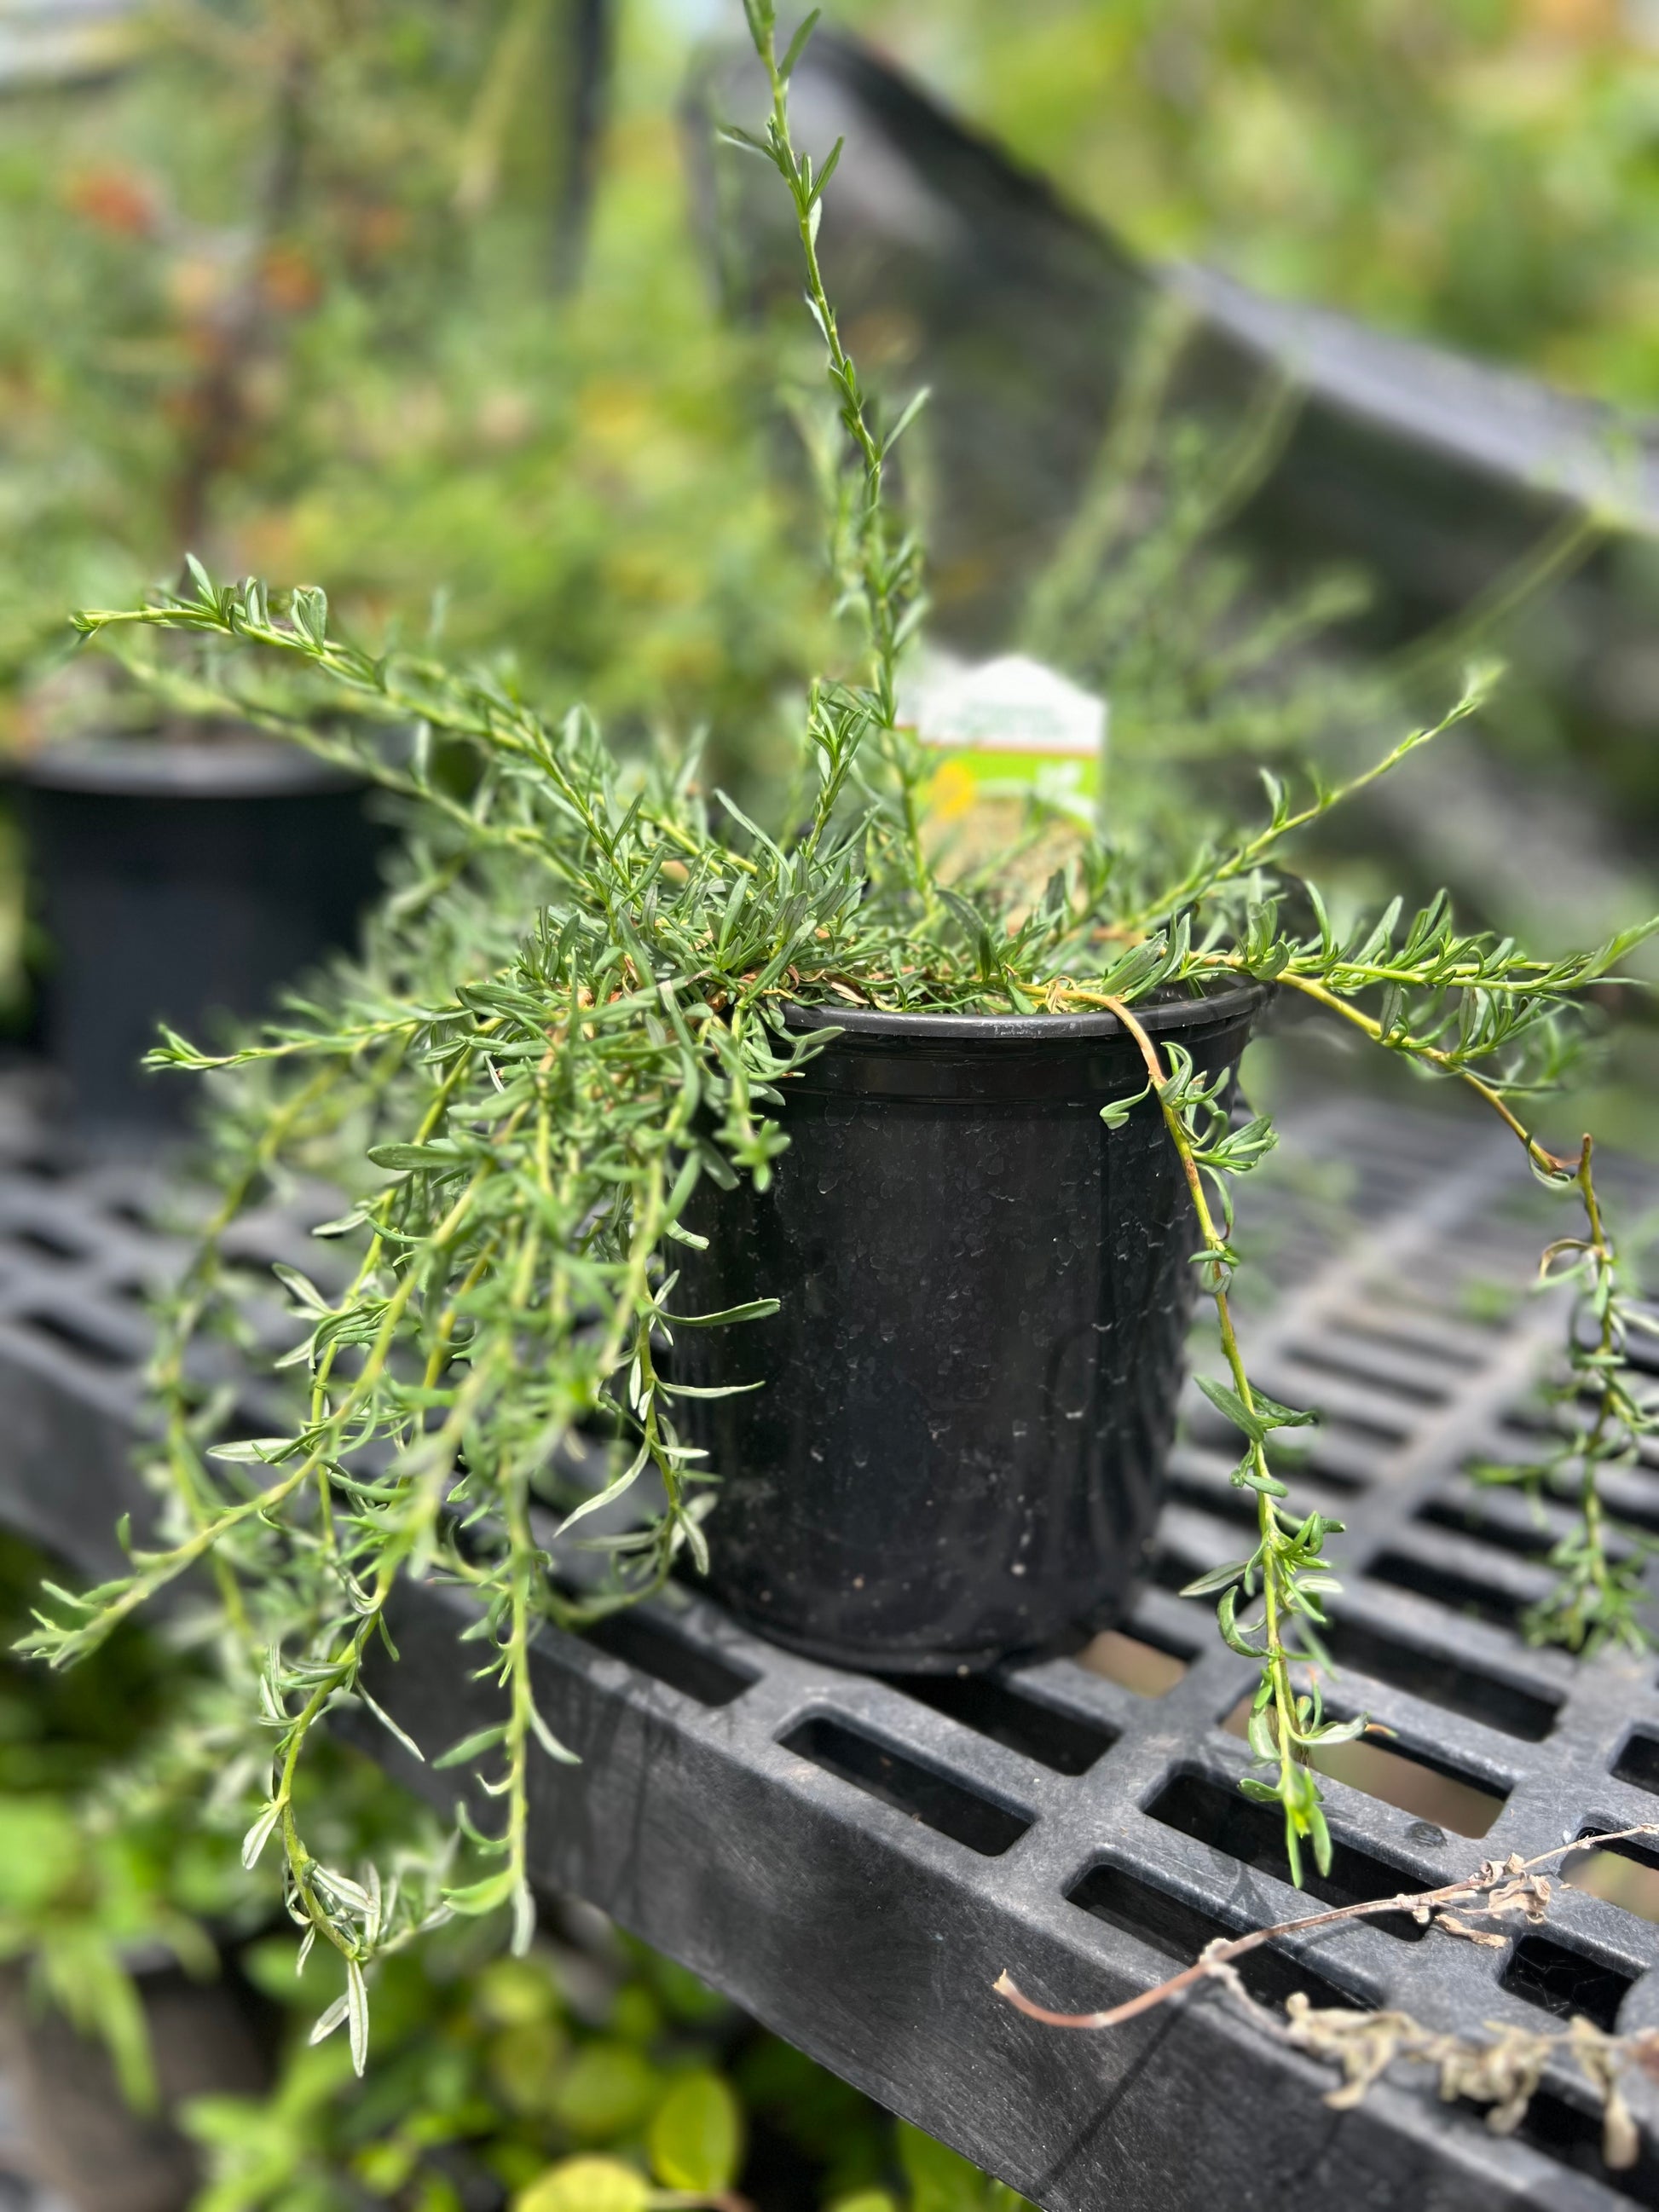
[357, 1686, 425, 1764]
[777, 7, 820, 79]
[207, 1438, 292, 1465]
[431, 1724, 507, 1770]
[661, 1297, 781, 1328]
[241, 1800, 283, 1870]
[1303, 1714, 1367, 1747]
[367, 1141, 468, 1171]
[660, 1378, 764, 1399]
[1194, 1375, 1266, 1444]
[346, 1957, 368, 2076]
[442, 1869, 517, 1916]
[1216, 1585, 1263, 1656]
[1180, 1558, 1250, 1599]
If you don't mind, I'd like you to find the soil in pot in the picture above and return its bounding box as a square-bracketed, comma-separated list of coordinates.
[676, 985, 1265, 1672]
[12, 736, 388, 1135]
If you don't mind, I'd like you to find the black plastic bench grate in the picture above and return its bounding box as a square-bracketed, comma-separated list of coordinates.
[3, 1080, 1659, 2209]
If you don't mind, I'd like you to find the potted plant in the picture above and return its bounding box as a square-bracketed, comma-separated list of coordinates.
[0, 0, 425, 1132]
[26, 4, 1657, 2087]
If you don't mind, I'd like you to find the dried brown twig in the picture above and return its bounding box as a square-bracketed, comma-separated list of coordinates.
[996, 1826, 1659, 2168]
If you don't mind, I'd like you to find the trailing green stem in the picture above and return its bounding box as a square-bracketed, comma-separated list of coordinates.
[1106, 998, 1352, 1883]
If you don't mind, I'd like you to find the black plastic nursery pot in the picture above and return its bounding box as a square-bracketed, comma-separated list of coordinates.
[679, 983, 1267, 1673]
[12, 736, 386, 1135]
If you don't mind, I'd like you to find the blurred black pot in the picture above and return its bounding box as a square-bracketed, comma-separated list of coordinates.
[12, 736, 386, 1136]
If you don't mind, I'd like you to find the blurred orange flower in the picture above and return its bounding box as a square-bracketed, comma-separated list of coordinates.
[261, 244, 324, 313]
[350, 203, 410, 260]
[64, 166, 159, 239]
[1524, 0, 1621, 39]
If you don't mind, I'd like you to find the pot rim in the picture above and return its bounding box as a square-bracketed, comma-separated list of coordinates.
[782, 977, 1267, 1044]
[6, 734, 361, 798]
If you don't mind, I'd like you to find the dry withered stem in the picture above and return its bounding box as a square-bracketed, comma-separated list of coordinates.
[996, 1825, 1659, 2031]
[996, 1825, 1659, 2168]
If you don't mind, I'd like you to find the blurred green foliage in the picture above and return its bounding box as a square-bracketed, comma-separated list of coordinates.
[0, 1528, 251, 2106]
[0, 0, 832, 775]
[0, 1527, 1028, 2209]
[188, 1921, 1033, 2212]
[834, 0, 1659, 406]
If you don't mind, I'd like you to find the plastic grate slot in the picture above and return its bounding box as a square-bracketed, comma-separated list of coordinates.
[1164, 1473, 1260, 1531]
[1305, 1406, 1413, 1450]
[1147, 1548, 1205, 1597]
[882, 1672, 1116, 1777]
[1065, 1860, 1367, 2014]
[18, 1308, 132, 1370]
[1219, 1696, 1506, 1837]
[1415, 1498, 1554, 1562]
[1612, 1732, 1659, 1796]
[1500, 1932, 1633, 2032]
[1517, 2090, 1659, 2208]
[577, 1609, 755, 1710]
[1434, 1490, 1639, 1574]
[1319, 1613, 1559, 1742]
[1602, 1494, 1659, 1542]
[1493, 1407, 1559, 1446]
[1073, 1628, 1190, 1699]
[779, 1713, 1031, 1857]
[1144, 1768, 1431, 1938]
[1294, 1447, 1370, 1496]
[1564, 1831, 1659, 1926]
[1283, 1342, 1449, 1408]
[1365, 1550, 1532, 1631]
[1334, 1316, 1482, 1370]
[6, 1222, 87, 1262]
[105, 1198, 158, 1230]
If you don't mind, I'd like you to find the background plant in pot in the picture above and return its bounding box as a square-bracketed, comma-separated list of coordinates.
[23, 3, 1659, 2081]
[0, 0, 838, 1130]
[0, 0, 453, 1133]
[9, 680, 387, 1135]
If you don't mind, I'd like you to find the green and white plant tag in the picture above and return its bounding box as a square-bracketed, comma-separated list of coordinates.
[898, 650, 1107, 824]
